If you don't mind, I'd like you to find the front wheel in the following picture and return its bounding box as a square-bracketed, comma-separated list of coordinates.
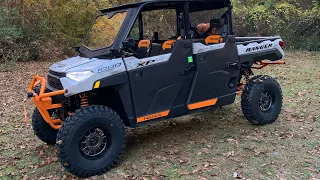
[56, 105, 126, 178]
[241, 75, 283, 125]
[32, 108, 58, 145]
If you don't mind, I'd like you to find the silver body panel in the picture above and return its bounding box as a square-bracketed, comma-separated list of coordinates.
[47, 37, 285, 97]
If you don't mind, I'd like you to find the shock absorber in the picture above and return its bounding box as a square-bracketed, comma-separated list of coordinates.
[79, 93, 89, 107]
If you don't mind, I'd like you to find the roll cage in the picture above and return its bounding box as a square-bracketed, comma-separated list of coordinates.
[78, 0, 232, 58]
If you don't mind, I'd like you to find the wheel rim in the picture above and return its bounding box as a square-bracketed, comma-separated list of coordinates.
[80, 127, 108, 158]
[259, 91, 273, 112]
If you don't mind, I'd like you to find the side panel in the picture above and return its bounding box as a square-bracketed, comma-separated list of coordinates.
[188, 37, 240, 108]
[126, 40, 193, 119]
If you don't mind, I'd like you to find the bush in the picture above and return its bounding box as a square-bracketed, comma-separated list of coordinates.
[232, 0, 320, 50]
[0, 0, 319, 68]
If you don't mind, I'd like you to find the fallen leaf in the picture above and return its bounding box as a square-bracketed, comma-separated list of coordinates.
[179, 171, 190, 176]
[204, 163, 210, 168]
[192, 168, 202, 174]
[202, 148, 209, 154]
[233, 171, 242, 179]
[56, 140, 63, 145]
[224, 151, 235, 158]
[227, 138, 239, 147]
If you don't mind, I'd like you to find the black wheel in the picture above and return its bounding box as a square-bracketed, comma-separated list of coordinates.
[56, 105, 126, 178]
[32, 108, 58, 145]
[241, 75, 283, 125]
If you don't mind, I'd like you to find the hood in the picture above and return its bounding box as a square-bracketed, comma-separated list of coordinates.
[49, 56, 112, 73]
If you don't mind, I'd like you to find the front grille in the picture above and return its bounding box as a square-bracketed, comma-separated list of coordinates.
[47, 75, 63, 90]
[49, 70, 66, 78]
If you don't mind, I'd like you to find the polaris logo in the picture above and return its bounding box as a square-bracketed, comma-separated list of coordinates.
[246, 44, 272, 52]
[98, 63, 122, 73]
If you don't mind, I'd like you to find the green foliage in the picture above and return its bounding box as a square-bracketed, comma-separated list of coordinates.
[0, 7, 23, 42]
[0, 0, 319, 67]
[232, 0, 320, 50]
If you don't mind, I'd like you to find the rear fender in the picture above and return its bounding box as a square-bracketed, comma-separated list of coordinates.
[237, 39, 285, 65]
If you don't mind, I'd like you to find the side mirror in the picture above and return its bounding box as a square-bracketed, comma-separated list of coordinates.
[122, 38, 136, 49]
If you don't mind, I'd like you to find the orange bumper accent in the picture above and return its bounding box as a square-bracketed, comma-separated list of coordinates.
[27, 75, 66, 129]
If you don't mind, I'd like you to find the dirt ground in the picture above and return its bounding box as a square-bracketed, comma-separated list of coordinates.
[0, 51, 319, 180]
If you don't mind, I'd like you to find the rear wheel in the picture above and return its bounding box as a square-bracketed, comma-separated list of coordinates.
[56, 105, 126, 178]
[32, 108, 58, 145]
[241, 75, 283, 125]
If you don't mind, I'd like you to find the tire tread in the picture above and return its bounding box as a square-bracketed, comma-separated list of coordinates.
[241, 75, 283, 125]
[32, 108, 58, 144]
[56, 105, 126, 178]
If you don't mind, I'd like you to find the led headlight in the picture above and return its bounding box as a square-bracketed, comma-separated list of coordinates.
[66, 71, 93, 82]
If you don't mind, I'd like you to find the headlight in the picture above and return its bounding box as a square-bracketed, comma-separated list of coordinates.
[66, 71, 93, 81]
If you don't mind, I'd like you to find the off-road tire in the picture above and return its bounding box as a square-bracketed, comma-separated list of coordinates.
[56, 105, 126, 178]
[241, 75, 283, 125]
[32, 108, 58, 145]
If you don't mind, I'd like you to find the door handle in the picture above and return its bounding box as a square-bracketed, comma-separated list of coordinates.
[225, 62, 240, 69]
[179, 65, 195, 75]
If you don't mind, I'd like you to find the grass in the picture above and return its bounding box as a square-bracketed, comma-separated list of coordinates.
[0, 51, 319, 179]
[0, 61, 17, 72]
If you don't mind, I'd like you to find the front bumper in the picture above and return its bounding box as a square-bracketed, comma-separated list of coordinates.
[27, 75, 66, 129]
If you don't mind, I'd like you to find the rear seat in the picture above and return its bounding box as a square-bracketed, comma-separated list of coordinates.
[205, 35, 223, 45]
[137, 40, 151, 58]
[161, 40, 176, 54]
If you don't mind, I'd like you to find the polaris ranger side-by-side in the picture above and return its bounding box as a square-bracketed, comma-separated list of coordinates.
[25, 0, 285, 177]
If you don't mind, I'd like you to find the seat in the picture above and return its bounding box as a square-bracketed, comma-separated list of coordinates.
[205, 35, 223, 45]
[149, 43, 162, 57]
[161, 40, 176, 54]
[137, 40, 151, 58]
[201, 18, 224, 45]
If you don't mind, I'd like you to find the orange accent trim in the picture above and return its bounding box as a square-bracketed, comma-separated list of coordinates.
[34, 80, 41, 87]
[251, 60, 285, 69]
[23, 101, 29, 123]
[236, 83, 245, 96]
[162, 40, 176, 50]
[27, 75, 66, 129]
[138, 40, 151, 48]
[137, 110, 170, 123]
[188, 98, 218, 110]
[205, 35, 223, 45]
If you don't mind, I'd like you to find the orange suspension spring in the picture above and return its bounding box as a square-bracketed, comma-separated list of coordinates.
[79, 93, 89, 107]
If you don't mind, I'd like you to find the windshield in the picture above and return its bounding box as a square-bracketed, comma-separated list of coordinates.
[83, 11, 127, 50]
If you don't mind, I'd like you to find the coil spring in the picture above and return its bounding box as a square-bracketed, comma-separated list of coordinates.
[79, 93, 89, 107]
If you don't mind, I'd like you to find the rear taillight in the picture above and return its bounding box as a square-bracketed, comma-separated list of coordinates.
[279, 41, 285, 49]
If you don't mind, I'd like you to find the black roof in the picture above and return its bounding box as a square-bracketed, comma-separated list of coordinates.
[100, 0, 230, 13]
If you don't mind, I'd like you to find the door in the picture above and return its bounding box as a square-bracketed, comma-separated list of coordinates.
[125, 40, 194, 122]
[187, 36, 240, 110]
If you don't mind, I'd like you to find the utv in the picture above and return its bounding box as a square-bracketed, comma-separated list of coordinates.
[25, 0, 285, 177]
